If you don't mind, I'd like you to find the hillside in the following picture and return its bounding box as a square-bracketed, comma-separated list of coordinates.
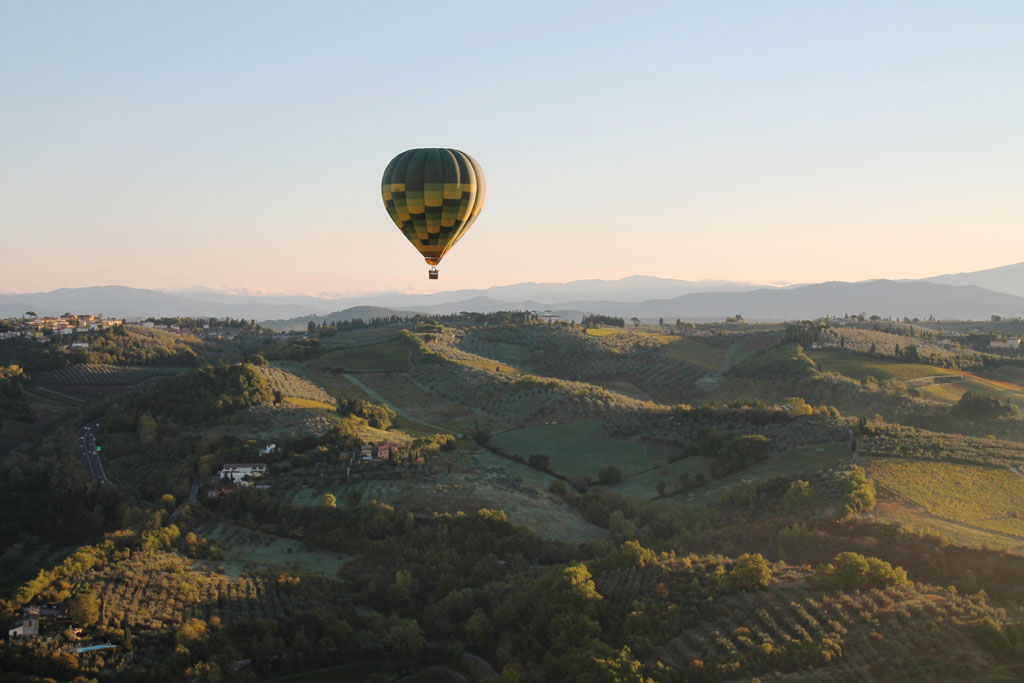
[4, 318, 1024, 681]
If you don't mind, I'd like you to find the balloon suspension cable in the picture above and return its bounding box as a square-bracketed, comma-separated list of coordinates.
[428, 266, 439, 280]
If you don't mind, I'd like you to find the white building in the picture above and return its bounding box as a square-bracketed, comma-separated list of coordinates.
[218, 463, 267, 485]
[8, 615, 39, 638]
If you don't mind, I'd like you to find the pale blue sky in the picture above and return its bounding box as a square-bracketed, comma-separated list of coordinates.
[2, 1, 1022, 294]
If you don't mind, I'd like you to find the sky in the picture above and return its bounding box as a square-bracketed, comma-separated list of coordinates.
[1, 1, 1022, 296]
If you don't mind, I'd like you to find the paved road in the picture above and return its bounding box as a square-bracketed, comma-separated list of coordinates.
[78, 420, 107, 483]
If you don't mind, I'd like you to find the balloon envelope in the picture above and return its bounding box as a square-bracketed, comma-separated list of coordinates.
[381, 148, 486, 266]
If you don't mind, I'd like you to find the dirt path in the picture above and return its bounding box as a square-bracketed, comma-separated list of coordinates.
[904, 375, 966, 388]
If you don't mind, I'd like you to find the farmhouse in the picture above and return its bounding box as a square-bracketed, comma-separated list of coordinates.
[8, 615, 39, 638]
[377, 440, 403, 461]
[6, 603, 69, 639]
[218, 463, 267, 485]
[356, 441, 404, 462]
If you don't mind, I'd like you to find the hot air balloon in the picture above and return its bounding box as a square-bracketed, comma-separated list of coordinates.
[381, 148, 486, 279]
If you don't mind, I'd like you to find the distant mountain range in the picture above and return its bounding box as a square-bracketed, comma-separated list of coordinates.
[3, 262, 1024, 324]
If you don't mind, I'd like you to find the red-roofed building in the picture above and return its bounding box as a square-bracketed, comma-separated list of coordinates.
[377, 441, 402, 461]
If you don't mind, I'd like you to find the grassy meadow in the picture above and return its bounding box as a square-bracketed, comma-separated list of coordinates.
[808, 350, 957, 381]
[678, 442, 850, 506]
[309, 341, 411, 372]
[197, 522, 352, 577]
[488, 420, 676, 479]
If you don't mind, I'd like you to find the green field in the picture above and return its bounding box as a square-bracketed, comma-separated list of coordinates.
[488, 420, 675, 479]
[808, 350, 956, 381]
[616, 456, 711, 498]
[678, 442, 849, 506]
[659, 338, 726, 371]
[470, 447, 560, 486]
[309, 341, 410, 372]
[918, 377, 1024, 409]
[494, 341, 530, 364]
[198, 522, 352, 577]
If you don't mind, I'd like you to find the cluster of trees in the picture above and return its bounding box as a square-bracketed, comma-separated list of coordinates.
[815, 552, 908, 590]
[951, 391, 1020, 420]
[262, 337, 323, 360]
[309, 310, 539, 336]
[130, 363, 274, 425]
[0, 364, 29, 426]
[782, 480, 819, 515]
[336, 398, 397, 429]
[581, 314, 625, 328]
[143, 316, 264, 331]
[839, 466, 876, 519]
[683, 429, 772, 478]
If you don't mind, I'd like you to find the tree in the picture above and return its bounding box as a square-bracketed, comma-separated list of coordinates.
[386, 618, 425, 670]
[727, 554, 772, 591]
[816, 552, 908, 590]
[323, 493, 337, 508]
[840, 466, 876, 518]
[137, 413, 158, 445]
[528, 453, 550, 471]
[548, 480, 566, 496]
[70, 590, 100, 627]
[629, 317, 640, 327]
[597, 466, 622, 485]
[782, 396, 814, 416]
[783, 480, 818, 515]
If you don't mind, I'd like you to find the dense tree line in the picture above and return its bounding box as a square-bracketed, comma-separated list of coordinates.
[582, 314, 626, 328]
